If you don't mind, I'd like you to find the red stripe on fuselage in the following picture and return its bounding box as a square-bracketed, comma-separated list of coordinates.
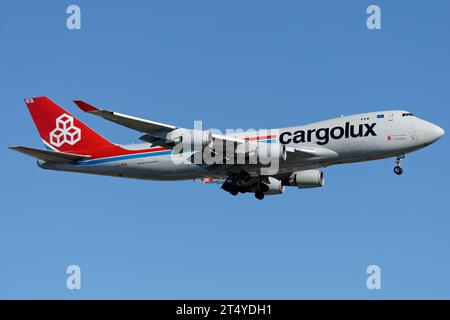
[243, 135, 276, 141]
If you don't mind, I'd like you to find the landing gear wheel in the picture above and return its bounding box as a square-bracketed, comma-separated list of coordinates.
[255, 191, 265, 200]
[259, 183, 269, 193]
[393, 166, 403, 175]
[229, 189, 239, 196]
[393, 154, 405, 176]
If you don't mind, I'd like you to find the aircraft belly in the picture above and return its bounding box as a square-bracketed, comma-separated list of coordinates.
[40, 155, 206, 181]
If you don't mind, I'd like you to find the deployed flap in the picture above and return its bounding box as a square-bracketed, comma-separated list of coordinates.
[74, 100, 176, 135]
[9, 146, 91, 163]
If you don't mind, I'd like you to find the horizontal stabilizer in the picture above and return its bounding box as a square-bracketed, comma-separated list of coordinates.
[9, 146, 91, 163]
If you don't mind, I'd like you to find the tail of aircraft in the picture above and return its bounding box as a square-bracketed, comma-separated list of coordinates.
[24, 97, 114, 153]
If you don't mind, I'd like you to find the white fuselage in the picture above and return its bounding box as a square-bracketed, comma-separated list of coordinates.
[38, 110, 444, 180]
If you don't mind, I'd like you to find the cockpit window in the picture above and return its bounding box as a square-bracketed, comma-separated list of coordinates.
[402, 112, 414, 117]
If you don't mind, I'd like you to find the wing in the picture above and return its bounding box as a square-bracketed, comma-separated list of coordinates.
[9, 146, 91, 163]
[74, 100, 246, 150]
[74, 100, 176, 137]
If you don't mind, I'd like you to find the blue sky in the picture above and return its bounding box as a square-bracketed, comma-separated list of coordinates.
[1, 0, 449, 299]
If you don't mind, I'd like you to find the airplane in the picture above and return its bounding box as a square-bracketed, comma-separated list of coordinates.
[9, 97, 444, 200]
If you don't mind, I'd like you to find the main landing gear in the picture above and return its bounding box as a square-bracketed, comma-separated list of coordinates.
[255, 191, 264, 200]
[221, 170, 267, 200]
[393, 154, 405, 175]
[254, 177, 269, 200]
[221, 170, 251, 197]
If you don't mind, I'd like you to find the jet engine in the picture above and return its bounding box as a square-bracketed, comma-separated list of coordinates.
[253, 143, 287, 162]
[165, 129, 213, 149]
[289, 170, 324, 188]
[260, 176, 285, 195]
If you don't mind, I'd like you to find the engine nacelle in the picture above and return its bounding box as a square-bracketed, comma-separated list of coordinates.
[261, 176, 285, 195]
[253, 143, 287, 162]
[166, 129, 213, 149]
[290, 170, 324, 189]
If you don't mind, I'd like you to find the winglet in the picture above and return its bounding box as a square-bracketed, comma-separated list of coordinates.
[73, 100, 98, 113]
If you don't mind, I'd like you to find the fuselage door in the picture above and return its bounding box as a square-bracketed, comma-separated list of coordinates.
[408, 130, 416, 143]
[388, 113, 394, 121]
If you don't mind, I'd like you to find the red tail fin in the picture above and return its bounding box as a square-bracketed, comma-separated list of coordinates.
[25, 97, 114, 152]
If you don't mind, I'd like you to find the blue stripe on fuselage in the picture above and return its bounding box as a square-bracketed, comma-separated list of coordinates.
[74, 150, 172, 166]
[263, 140, 276, 143]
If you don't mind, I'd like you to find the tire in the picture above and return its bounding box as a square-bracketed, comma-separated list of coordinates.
[260, 183, 269, 192]
[394, 166, 403, 175]
[229, 189, 239, 196]
[255, 191, 265, 200]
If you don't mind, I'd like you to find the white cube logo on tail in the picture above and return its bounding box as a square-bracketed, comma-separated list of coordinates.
[50, 114, 81, 147]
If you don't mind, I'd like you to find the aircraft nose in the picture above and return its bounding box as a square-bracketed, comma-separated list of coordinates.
[436, 125, 445, 139]
[420, 121, 445, 145]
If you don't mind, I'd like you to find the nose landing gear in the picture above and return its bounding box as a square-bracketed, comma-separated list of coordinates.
[393, 154, 405, 175]
[394, 166, 403, 175]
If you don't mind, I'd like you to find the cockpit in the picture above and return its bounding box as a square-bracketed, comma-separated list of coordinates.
[402, 112, 414, 117]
